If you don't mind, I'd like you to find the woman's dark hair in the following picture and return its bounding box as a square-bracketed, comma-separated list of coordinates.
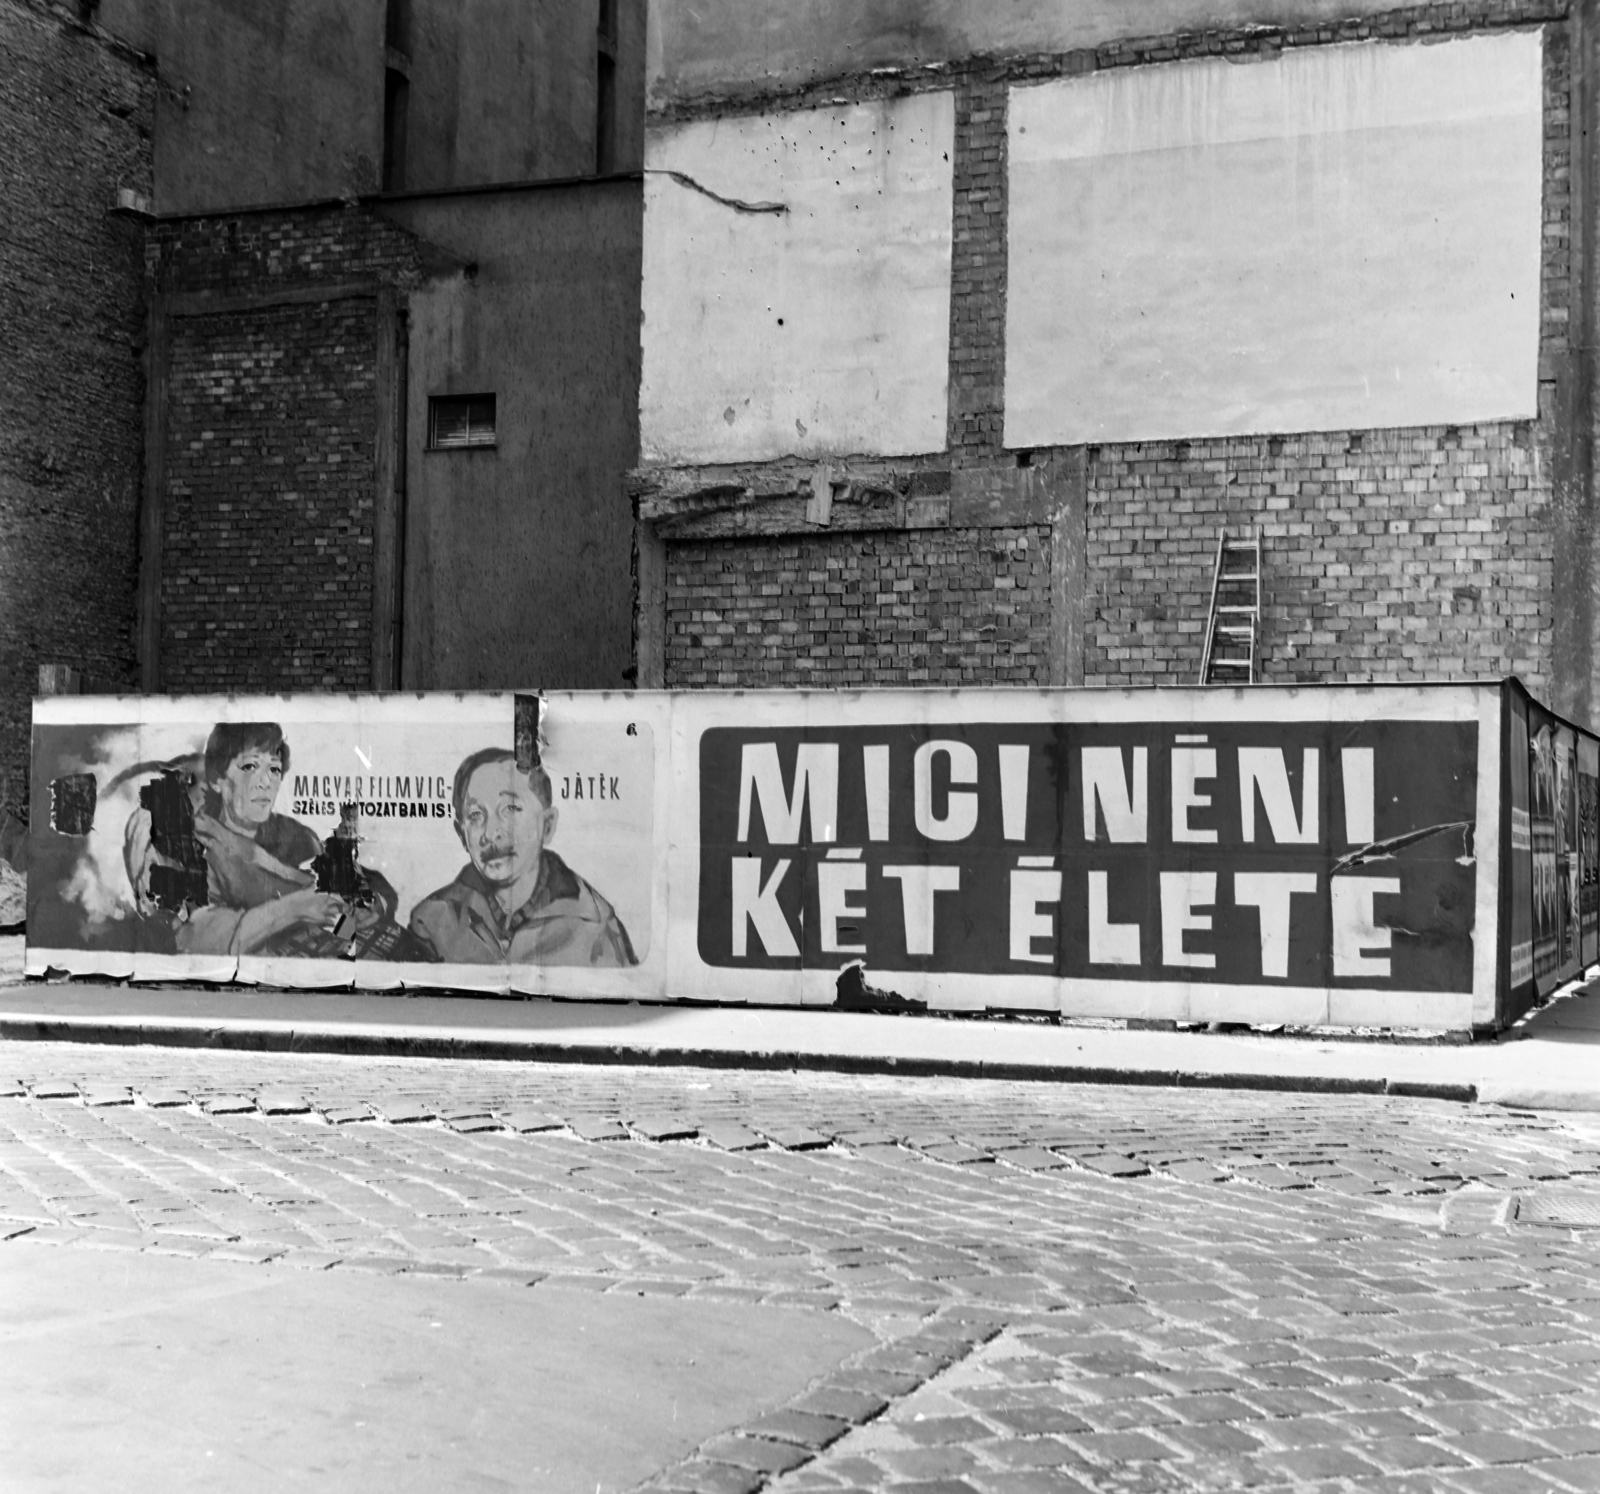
[204, 722, 289, 785]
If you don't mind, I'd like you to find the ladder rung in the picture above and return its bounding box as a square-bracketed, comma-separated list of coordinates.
[1209, 659, 1252, 669]
[1217, 605, 1256, 613]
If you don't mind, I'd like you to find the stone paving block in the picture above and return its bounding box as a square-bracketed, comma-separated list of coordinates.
[374, 1101, 436, 1124]
[829, 1370, 924, 1400]
[80, 1085, 132, 1106]
[27, 1080, 78, 1099]
[699, 1435, 813, 1475]
[1448, 1468, 1575, 1494]
[568, 1117, 630, 1141]
[975, 1439, 1095, 1472]
[208, 1243, 286, 1265]
[662, 1459, 767, 1494]
[993, 1147, 1068, 1171]
[320, 1104, 373, 1124]
[202, 1094, 256, 1114]
[899, 1416, 994, 1446]
[137, 1087, 191, 1107]
[743, 1410, 851, 1449]
[1444, 1431, 1568, 1465]
[1259, 1444, 1381, 1480]
[1360, 1435, 1470, 1472]
[500, 1108, 564, 1133]
[1161, 1421, 1266, 1456]
[1537, 1426, 1600, 1457]
[332, 1253, 411, 1274]
[790, 1388, 890, 1425]
[698, 1122, 767, 1151]
[0, 1079, 26, 1097]
[445, 1115, 504, 1133]
[1063, 1153, 1150, 1178]
[631, 1115, 699, 1142]
[1541, 1454, 1600, 1491]
[835, 1128, 901, 1148]
[1241, 1386, 1341, 1418]
[256, 1092, 311, 1115]
[1412, 1375, 1500, 1404]
[1074, 1399, 1181, 1433]
[877, 1445, 981, 1479]
[919, 1143, 996, 1165]
[1066, 1430, 1177, 1461]
[761, 1125, 832, 1151]
[279, 1251, 344, 1271]
[967, 1470, 1099, 1494]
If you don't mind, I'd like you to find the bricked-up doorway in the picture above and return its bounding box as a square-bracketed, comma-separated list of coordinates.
[139, 281, 409, 695]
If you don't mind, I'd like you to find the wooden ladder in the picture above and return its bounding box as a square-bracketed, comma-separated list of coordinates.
[1199, 528, 1262, 685]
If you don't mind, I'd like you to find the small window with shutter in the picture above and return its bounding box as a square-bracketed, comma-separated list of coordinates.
[428, 394, 497, 449]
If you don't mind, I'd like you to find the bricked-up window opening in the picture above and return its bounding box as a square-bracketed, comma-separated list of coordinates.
[429, 394, 496, 449]
[595, 0, 618, 174]
[382, 69, 409, 191]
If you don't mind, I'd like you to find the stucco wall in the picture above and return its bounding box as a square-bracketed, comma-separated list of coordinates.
[640, 91, 955, 464]
[1004, 32, 1544, 446]
[384, 183, 643, 692]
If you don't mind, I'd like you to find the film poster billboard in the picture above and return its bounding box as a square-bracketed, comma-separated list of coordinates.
[29, 684, 1504, 1030]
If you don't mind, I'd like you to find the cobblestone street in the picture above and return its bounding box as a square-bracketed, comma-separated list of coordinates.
[2, 1043, 1600, 1492]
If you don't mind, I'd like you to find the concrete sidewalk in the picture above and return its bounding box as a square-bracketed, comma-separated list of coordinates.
[2, 935, 1596, 1111]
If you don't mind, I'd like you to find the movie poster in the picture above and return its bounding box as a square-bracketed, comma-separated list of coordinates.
[27, 693, 662, 994]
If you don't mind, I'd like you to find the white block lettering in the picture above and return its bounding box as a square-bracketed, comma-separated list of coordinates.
[998, 744, 1030, 841]
[736, 743, 838, 844]
[1331, 876, 1400, 978]
[882, 864, 961, 955]
[1239, 748, 1319, 843]
[1081, 747, 1148, 842]
[1234, 871, 1318, 979]
[1161, 870, 1217, 968]
[1171, 747, 1218, 844]
[863, 744, 890, 841]
[731, 857, 798, 957]
[817, 860, 868, 955]
[1009, 869, 1062, 964]
[913, 741, 979, 842]
[1087, 870, 1141, 965]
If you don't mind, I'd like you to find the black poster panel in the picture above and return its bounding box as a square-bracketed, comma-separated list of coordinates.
[1502, 684, 1535, 1020]
[1528, 701, 1564, 995]
[698, 718, 1478, 993]
[1558, 723, 1582, 983]
[1580, 733, 1599, 971]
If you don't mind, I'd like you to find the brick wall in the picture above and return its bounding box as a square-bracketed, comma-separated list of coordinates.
[148, 205, 427, 297]
[159, 299, 380, 691]
[664, 528, 1051, 687]
[647, 0, 1570, 697]
[149, 205, 425, 694]
[1086, 425, 1549, 690]
[0, 0, 152, 816]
